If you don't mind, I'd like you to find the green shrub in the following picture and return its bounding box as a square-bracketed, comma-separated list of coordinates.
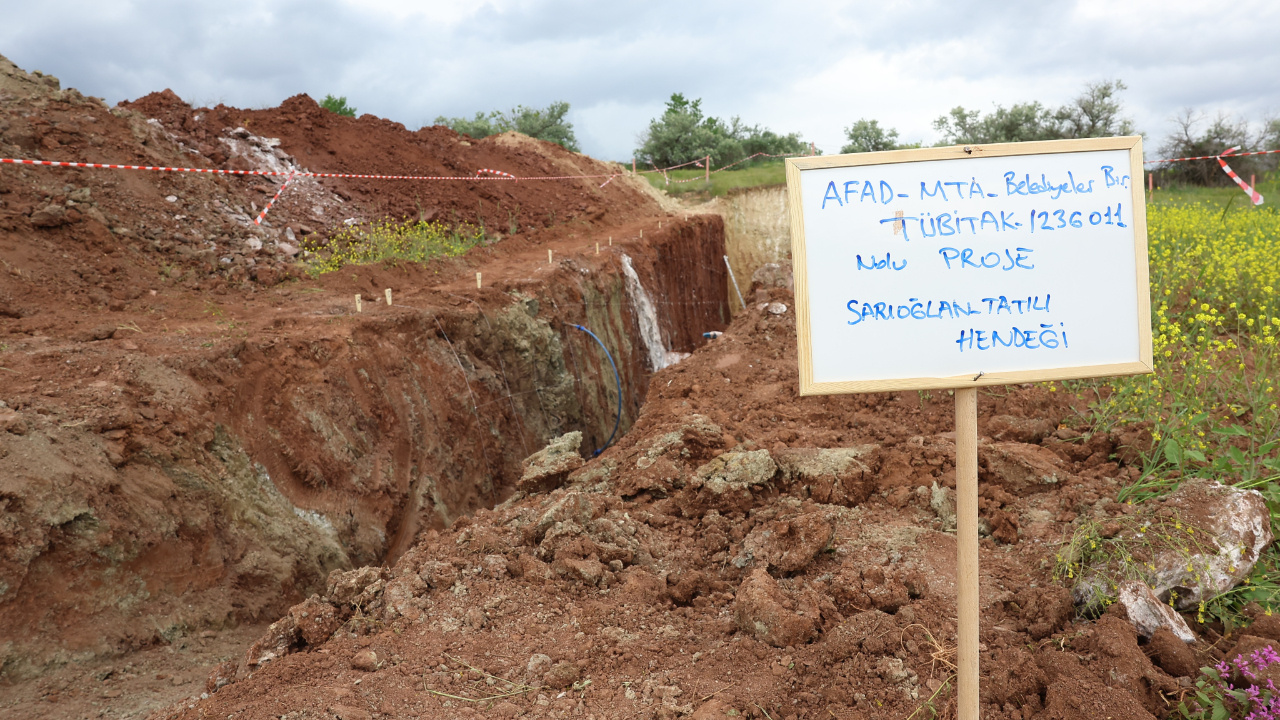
[634, 93, 808, 169]
[320, 94, 357, 117]
[434, 101, 580, 151]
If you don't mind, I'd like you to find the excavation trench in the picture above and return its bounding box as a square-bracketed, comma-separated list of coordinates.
[229, 216, 729, 566]
[0, 216, 729, 675]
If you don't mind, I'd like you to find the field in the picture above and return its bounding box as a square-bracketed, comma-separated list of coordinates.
[641, 161, 787, 197]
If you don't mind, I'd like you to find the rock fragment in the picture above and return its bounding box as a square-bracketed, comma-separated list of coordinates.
[985, 415, 1056, 444]
[526, 653, 552, 680]
[1115, 580, 1194, 642]
[29, 203, 66, 227]
[543, 661, 579, 689]
[517, 432, 584, 493]
[692, 450, 777, 495]
[740, 512, 833, 574]
[1150, 479, 1273, 610]
[327, 566, 389, 606]
[981, 441, 1074, 495]
[733, 568, 816, 647]
[350, 649, 378, 672]
[773, 446, 876, 506]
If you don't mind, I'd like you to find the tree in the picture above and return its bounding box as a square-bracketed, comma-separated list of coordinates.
[841, 119, 900, 153]
[1156, 110, 1256, 187]
[933, 101, 1059, 145]
[933, 80, 1136, 145]
[1261, 116, 1280, 174]
[434, 102, 580, 152]
[1053, 80, 1135, 139]
[320, 94, 357, 117]
[507, 101, 579, 151]
[635, 93, 807, 169]
[634, 94, 724, 168]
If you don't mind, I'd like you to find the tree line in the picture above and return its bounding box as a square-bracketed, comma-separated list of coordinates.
[323, 84, 1278, 186]
[843, 81, 1279, 187]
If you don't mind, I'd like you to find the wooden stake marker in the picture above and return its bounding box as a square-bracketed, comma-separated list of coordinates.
[476, 271, 482, 289]
[595, 242, 599, 254]
[785, 137, 1152, 720]
[548, 249, 554, 264]
[355, 294, 362, 313]
[384, 288, 392, 305]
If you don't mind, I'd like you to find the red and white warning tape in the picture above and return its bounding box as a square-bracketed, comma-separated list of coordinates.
[255, 171, 297, 225]
[1143, 148, 1280, 164]
[0, 157, 521, 182]
[1216, 146, 1264, 206]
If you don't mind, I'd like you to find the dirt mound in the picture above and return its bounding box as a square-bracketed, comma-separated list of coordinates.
[153, 281, 1224, 720]
[0, 52, 730, 696]
[120, 90, 654, 237]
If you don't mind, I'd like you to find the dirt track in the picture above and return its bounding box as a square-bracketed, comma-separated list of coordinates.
[0, 54, 1265, 720]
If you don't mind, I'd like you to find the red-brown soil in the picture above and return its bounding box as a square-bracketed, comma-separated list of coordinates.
[0, 52, 726, 693]
[135, 286, 1238, 720]
[0, 54, 1258, 720]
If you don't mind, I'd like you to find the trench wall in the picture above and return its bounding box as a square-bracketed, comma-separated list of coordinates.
[0, 215, 728, 675]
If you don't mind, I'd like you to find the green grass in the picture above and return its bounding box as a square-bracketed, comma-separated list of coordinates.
[640, 161, 786, 197]
[1062, 178, 1280, 630]
[301, 218, 487, 276]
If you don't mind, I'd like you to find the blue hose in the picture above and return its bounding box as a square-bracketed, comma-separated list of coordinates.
[570, 323, 622, 456]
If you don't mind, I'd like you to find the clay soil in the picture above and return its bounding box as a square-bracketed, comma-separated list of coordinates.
[0, 55, 1267, 719]
[139, 287, 1251, 720]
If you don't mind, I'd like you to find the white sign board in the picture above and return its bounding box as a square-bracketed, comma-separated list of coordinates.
[786, 137, 1153, 395]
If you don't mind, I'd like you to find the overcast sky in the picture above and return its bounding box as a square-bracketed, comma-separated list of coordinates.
[3, 1, 1277, 163]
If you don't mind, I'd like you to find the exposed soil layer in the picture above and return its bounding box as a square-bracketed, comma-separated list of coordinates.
[135, 287, 1248, 720]
[0, 56, 1262, 720]
[0, 53, 727, 691]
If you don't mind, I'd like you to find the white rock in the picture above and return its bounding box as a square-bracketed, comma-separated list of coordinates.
[245, 238, 263, 252]
[1151, 479, 1273, 610]
[277, 241, 300, 257]
[1076, 479, 1272, 613]
[767, 302, 788, 315]
[1117, 580, 1195, 642]
[165, 195, 178, 203]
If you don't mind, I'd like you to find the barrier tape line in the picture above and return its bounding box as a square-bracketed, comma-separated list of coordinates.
[255, 171, 297, 225]
[0, 156, 526, 181]
[1216, 146, 1265, 206]
[1144, 148, 1280, 164]
[2, 148, 809, 188]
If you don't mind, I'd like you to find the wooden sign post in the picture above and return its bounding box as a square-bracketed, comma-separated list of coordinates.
[785, 137, 1152, 719]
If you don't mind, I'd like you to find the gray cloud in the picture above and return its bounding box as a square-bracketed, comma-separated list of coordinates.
[2, 0, 1276, 161]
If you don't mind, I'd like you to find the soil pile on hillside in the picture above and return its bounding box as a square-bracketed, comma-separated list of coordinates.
[153, 280, 1241, 720]
[0, 52, 711, 696]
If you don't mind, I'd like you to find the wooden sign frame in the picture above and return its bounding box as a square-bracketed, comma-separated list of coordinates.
[786, 136, 1153, 395]
[785, 137, 1152, 720]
